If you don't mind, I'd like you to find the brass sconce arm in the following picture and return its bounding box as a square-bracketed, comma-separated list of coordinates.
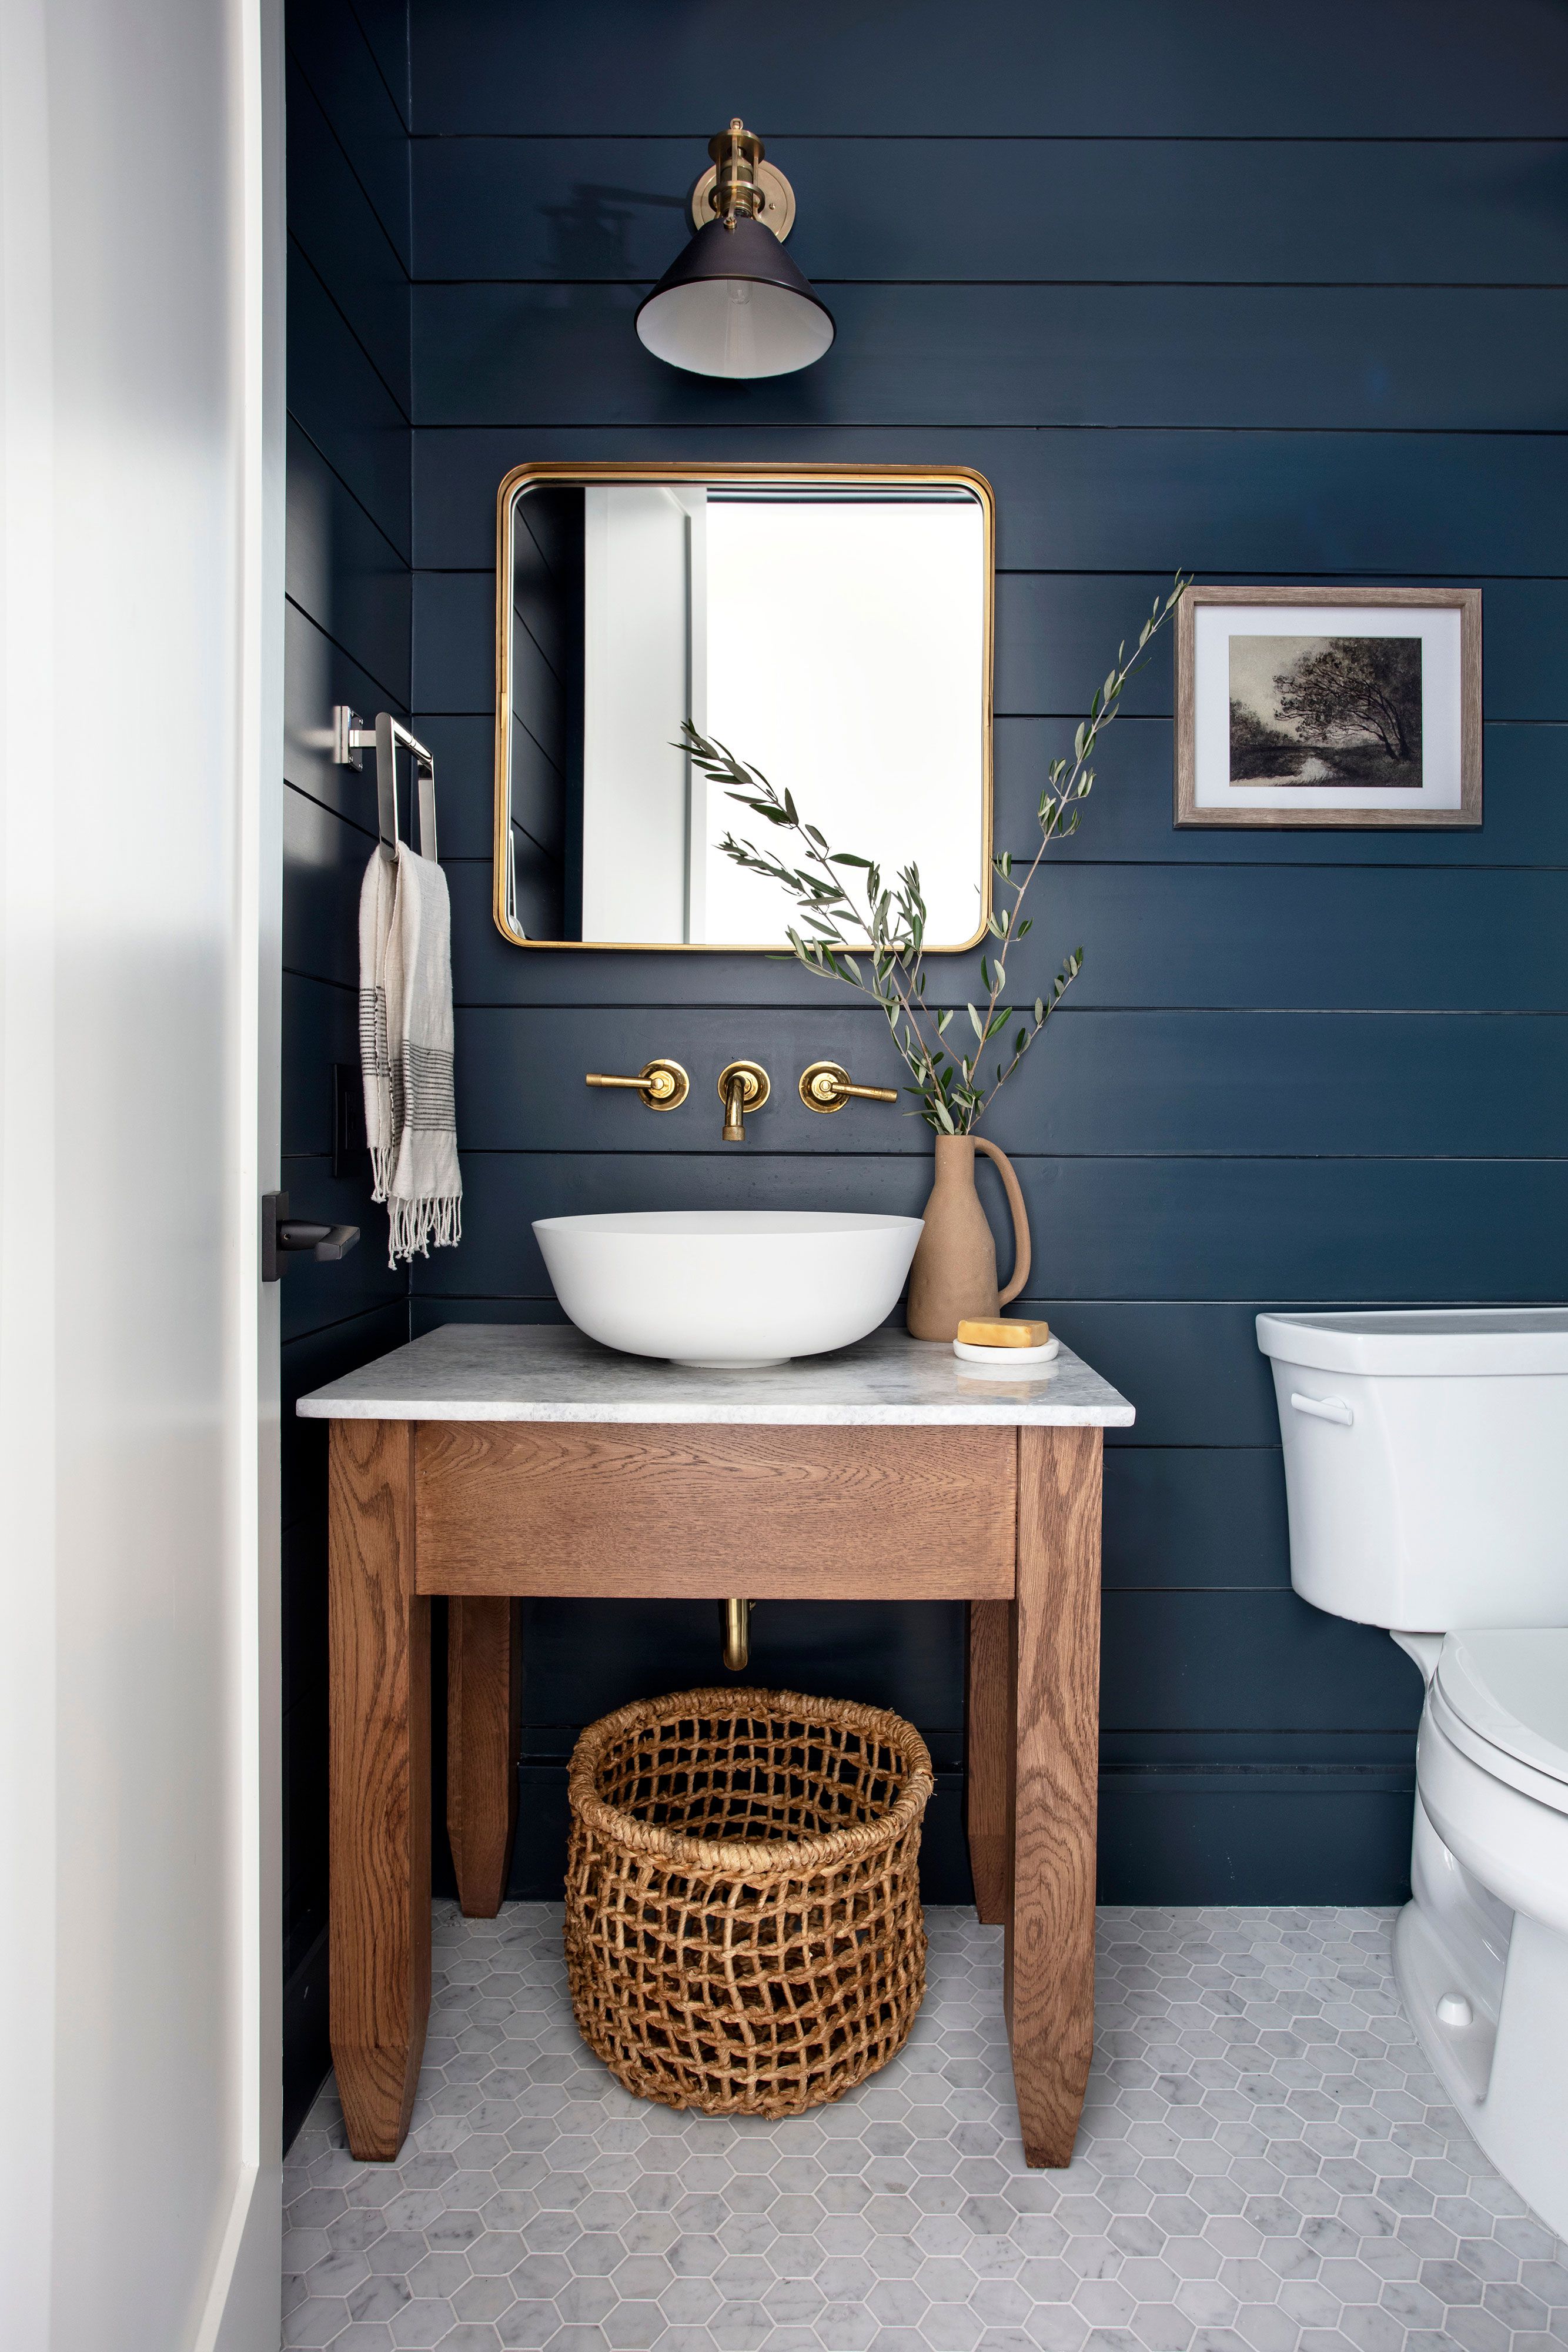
[798, 1061, 900, 1112]
[707, 119, 765, 229]
[586, 1060, 690, 1110]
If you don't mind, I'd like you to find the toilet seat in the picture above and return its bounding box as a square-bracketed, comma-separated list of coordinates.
[1433, 1630, 1568, 1815]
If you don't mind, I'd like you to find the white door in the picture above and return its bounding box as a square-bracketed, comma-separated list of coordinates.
[0, 1, 285, 2346]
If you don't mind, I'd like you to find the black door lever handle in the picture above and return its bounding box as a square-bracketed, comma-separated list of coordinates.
[280, 1220, 358, 1257]
[261, 1192, 361, 1282]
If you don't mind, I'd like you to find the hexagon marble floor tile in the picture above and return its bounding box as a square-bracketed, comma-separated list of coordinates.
[283, 1903, 1568, 2352]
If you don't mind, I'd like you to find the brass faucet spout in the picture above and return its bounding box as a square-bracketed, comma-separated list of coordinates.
[716, 1060, 770, 1142]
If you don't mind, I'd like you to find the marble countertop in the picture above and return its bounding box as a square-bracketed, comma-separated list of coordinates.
[296, 1322, 1135, 1428]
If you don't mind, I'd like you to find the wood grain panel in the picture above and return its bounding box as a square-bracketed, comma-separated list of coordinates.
[419, 563, 1568, 744]
[451, 1005, 1568, 1162]
[412, 423, 1568, 580]
[443, 860, 1568, 1020]
[329, 1419, 432, 2162]
[399, 689, 1568, 876]
[995, 724, 1567, 876]
[1007, 1425, 1102, 2169]
[278, 1160, 407, 1345]
[414, 1422, 1017, 1599]
[289, 0, 410, 261]
[286, 422, 412, 713]
[283, 784, 373, 995]
[1101, 1448, 1289, 1592]
[414, 281, 1568, 435]
[408, 0, 1568, 139]
[412, 134, 1568, 288]
[1101, 1588, 1422, 1733]
[1098, 1773, 1415, 1905]
[283, 602, 406, 828]
[419, 1144, 1568, 1310]
[288, 256, 409, 556]
[994, 572, 1568, 729]
[286, 51, 410, 409]
[447, 1596, 522, 1916]
[965, 1598, 1012, 1928]
[385, 0, 1546, 1936]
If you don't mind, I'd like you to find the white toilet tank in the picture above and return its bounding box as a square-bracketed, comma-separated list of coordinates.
[1257, 1309, 1568, 1632]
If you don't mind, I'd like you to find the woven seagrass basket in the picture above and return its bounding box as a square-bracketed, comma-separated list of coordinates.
[565, 1686, 932, 2117]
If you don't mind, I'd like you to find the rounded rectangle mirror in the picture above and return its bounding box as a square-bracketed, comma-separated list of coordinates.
[493, 463, 994, 951]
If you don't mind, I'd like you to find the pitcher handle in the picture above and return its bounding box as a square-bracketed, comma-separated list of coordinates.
[972, 1137, 1031, 1307]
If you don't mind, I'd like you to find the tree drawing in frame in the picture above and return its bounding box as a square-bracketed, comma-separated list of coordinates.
[1228, 634, 1422, 789]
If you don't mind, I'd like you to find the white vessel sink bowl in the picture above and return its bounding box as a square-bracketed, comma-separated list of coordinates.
[533, 1210, 924, 1369]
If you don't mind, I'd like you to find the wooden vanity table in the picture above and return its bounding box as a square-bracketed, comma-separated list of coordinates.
[299, 1325, 1134, 2169]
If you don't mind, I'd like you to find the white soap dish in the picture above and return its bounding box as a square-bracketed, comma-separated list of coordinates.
[952, 1334, 1059, 1369]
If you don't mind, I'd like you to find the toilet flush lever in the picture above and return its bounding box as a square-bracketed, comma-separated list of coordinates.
[1290, 1392, 1355, 1427]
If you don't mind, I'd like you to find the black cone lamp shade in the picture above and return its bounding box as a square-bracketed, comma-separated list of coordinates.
[636, 122, 835, 380]
[637, 216, 835, 380]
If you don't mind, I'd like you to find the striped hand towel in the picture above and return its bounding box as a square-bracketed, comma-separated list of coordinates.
[359, 841, 463, 1267]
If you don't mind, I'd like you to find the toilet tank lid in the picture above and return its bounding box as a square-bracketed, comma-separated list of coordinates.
[1437, 1632, 1568, 1786]
[1256, 1308, 1568, 1375]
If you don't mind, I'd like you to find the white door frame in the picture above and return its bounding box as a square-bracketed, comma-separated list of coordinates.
[0, 0, 286, 2342]
[195, 0, 287, 2336]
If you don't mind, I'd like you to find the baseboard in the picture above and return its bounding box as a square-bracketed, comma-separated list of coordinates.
[1098, 1769, 1416, 1903]
[283, 1922, 332, 2151]
[190, 2160, 281, 2352]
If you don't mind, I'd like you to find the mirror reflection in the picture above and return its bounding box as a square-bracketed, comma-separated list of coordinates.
[495, 469, 992, 949]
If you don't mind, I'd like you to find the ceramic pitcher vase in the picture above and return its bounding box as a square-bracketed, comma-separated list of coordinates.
[905, 1133, 1032, 1341]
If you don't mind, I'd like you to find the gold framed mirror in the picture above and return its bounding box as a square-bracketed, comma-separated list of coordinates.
[493, 463, 994, 951]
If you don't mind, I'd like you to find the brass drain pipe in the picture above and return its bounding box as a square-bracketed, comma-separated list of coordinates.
[720, 1598, 751, 1672]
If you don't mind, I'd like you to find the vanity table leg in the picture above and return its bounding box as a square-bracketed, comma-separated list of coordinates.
[1007, 1424, 1101, 2168]
[965, 1601, 1012, 1927]
[448, 1598, 522, 1916]
[329, 1419, 431, 2163]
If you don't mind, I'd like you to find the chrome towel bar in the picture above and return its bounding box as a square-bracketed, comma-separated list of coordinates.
[332, 704, 437, 863]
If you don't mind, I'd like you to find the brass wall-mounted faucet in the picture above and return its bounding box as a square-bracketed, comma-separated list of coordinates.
[798, 1061, 900, 1112]
[717, 1060, 770, 1142]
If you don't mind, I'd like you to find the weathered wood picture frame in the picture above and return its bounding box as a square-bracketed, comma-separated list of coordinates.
[1175, 584, 1482, 828]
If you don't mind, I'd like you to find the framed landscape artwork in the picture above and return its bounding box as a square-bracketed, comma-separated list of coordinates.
[1174, 585, 1482, 827]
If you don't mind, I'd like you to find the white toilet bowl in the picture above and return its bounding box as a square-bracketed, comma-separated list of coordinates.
[1395, 1631, 1568, 2236]
[1256, 1308, 1568, 2240]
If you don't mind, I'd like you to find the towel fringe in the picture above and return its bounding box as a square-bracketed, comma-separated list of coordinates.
[385, 1191, 462, 1268]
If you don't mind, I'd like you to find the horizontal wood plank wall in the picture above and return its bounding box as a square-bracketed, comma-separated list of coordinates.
[402, 0, 1568, 1904]
[282, 0, 413, 2149]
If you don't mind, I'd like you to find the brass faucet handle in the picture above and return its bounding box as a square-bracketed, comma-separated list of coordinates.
[799, 1060, 900, 1112]
[586, 1059, 690, 1111]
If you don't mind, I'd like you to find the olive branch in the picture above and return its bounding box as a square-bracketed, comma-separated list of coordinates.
[682, 576, 1187, 1135]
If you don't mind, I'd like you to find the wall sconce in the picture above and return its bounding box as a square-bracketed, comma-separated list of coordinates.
[636, 120, 835, 381]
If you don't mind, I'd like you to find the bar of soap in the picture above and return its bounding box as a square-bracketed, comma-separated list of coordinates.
[954, 1318, 1052, 1350]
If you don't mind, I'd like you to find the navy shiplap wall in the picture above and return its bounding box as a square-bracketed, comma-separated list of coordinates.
[282, 0, 412, 2146]
[390, 3, 1568, 1909]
